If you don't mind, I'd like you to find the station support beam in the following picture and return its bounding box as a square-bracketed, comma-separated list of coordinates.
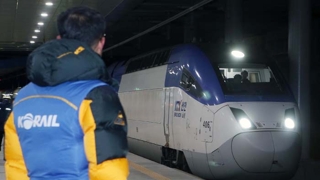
[225, 0, 243, 43]
[288, 0, 311, 160]
[184, 13, 197, 43]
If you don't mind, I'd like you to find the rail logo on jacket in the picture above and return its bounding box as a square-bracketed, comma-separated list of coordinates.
[17, 113, 60, 130]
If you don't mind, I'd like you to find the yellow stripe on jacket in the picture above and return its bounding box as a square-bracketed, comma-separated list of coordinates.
[79, 99, 129, 180]
[4, 112, 29, 180]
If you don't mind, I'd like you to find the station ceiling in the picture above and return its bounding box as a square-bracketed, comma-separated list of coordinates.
[0, 0, 320, 77]
[0, 0, 123, 52]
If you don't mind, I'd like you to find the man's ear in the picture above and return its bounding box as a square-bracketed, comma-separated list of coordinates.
[56, 35, 61, 40]
[98, 37, 105, 50]
[96, 37, 105, 55]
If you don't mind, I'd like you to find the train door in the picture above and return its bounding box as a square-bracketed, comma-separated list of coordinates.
[170, 88, 186, 150]
[164, 88, 174, 147]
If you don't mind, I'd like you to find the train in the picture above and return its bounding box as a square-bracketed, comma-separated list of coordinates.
[107, 43, 301, 180]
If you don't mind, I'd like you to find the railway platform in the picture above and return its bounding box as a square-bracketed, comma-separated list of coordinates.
[0, 150, 319, 180]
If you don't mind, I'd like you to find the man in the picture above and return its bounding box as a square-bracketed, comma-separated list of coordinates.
[241, 70, 251, 83]
[233, 74, 242, 84]
[0, 93, 12, 151]
[4, 6, 129, 180]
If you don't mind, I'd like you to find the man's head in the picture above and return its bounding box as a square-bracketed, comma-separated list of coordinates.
[234, 74, 242, 83]
[57, 6, 106, 55]
[241, 70, 248, 79]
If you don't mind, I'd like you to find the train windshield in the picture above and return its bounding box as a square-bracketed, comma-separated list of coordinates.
[217, 63, 287, 95]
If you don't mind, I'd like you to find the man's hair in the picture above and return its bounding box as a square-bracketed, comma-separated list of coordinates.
[241, 70, 248, 77]
[57, 6, 106, 47]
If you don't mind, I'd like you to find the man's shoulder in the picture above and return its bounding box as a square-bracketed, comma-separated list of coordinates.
[85, 84, 119, 101]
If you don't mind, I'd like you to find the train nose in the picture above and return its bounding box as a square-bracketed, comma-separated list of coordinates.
[232, 131, 301, 173]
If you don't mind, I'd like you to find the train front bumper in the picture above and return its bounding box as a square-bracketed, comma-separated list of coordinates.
[207, 131, 301, 180]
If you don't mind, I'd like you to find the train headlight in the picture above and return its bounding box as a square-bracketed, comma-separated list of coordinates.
[230, 107, 256, 130]
[284, 118, 295, 129]
[284, 108, 296, 129]
[239, 118, 252, 129]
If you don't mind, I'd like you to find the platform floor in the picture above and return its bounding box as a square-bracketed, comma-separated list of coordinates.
[0, 149, 319, 180]
[127, 153, 202, 180]
[0, 150, 201, 180]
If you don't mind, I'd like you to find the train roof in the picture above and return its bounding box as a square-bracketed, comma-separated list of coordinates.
[129, 42, 271, 62]
[122, 42, 273, 74]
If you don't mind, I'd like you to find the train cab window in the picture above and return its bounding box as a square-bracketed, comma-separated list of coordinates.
[217, 63, 287, 95]
[180, 69, 203, 98]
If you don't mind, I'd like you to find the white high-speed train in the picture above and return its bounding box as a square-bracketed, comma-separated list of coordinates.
[108, 43, 301, 180]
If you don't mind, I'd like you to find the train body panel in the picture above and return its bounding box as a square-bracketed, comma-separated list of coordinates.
[109, 43, 301, 180]
[119, 65, 169, 150]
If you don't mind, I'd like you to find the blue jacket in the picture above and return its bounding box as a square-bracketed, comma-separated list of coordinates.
[5, 39, 129, 180]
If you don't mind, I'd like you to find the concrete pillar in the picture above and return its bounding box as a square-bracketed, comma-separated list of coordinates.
[310, 18, 320, 159]
[288, 0, 311, 160]
[225, 0, 243, 43]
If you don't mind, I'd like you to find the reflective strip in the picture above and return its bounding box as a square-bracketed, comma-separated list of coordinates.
[14, 95, 77, 110]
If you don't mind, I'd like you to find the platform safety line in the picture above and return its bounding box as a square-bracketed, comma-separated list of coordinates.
[129, 161, 171, 180]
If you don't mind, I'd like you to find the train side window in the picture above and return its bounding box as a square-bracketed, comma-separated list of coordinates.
[125, 49, 171, 73]
[180, 69, 203, 98]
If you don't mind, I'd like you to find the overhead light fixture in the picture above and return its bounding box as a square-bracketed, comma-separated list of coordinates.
[32, 36, 37, 39]
[38, 22, 44, 26]
[35, 29, 40, 33]
[45, 2, 53, 6]
[41, 13, 48, 17]
[231, 50, 245, 59]
[30, 41, 35, 44]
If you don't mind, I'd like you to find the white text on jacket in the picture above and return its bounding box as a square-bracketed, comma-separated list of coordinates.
[18, 113, 60, 130]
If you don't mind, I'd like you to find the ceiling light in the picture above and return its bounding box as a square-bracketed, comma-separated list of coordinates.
[35, 29, 40, 33]
[45, 2, 53, 6]
[30, 41, 35, 44]
[38, 22, 44, 26]
[41, 13, 48, 17]
[32, 36, 37, 39]
[231, 50, 245, 59]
